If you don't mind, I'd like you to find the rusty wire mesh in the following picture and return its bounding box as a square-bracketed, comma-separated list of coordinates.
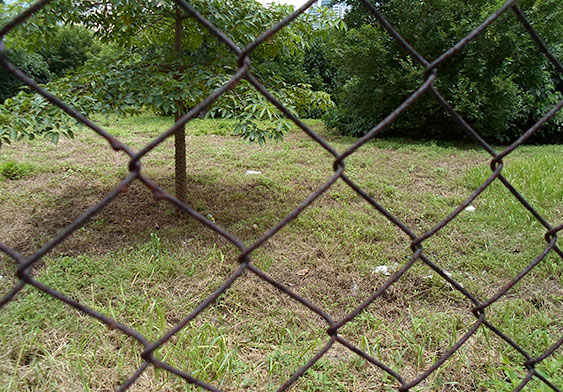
[0, 0, 562, 391]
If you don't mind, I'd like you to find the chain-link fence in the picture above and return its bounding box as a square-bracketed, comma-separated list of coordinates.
[0, 0, 562, 391]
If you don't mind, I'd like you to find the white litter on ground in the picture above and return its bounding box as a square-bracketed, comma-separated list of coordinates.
[372, 265, 392, 276]
[465, 205, 476, 212]
[245, 170, 262, 175]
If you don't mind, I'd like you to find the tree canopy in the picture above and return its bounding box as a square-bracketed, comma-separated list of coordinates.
[323, 0, 563, 143]
[0, 0, 338, 147]
[0, 0, 344, 201]
[2, 0, 560, 151]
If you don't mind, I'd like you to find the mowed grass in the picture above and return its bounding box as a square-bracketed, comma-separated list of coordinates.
[0, 114, 561, 392]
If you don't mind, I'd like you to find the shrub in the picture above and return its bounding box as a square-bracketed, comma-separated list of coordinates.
[324, 0, 563, 144]
[0, 49, 51, 103]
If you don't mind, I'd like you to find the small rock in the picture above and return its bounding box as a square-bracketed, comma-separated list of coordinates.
[372, 265, 392, 276]
[245, 170, 262, 175]
[465, 205, 476, 212]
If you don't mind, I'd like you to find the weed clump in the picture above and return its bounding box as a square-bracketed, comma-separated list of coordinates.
[0, 160, 36, 180]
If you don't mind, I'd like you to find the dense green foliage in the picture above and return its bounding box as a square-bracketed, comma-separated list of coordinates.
[0, 0, 337, 146]
[0, 23, 98, 103]
[1, 0, 560, 145]
[0, 48, 51, 103]
[323, 0, 563, 143]
[36, 26, 100, 78]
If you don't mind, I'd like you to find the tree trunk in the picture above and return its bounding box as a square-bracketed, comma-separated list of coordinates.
[174, 6, 187, 204]
[174, 112, 187, 204]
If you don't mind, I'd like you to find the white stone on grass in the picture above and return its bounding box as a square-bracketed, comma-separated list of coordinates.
[372, 265, 392, 276]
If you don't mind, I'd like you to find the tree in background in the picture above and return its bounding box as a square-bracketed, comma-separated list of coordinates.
[37, 26, 100, 78]
[0, 48, 51, 102]
[322, 0, 563, 143]
[0, 0, 338, 202]
[0, 15, 99, 103]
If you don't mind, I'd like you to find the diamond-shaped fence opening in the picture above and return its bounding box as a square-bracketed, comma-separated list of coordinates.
[0, 0, 561, 391]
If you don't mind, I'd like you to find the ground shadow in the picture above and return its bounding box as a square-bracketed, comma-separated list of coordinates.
[2, 172, 303, 258]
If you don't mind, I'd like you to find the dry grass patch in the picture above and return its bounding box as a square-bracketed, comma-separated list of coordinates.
[1, 115, 562, 391]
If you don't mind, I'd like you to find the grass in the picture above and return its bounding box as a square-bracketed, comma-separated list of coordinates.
[0, 160, 38, 180]
[0, 114, 561, 391]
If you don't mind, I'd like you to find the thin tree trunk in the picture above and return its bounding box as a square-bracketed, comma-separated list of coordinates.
[174, 112, 187, 204]
[174, 6, 187, 204]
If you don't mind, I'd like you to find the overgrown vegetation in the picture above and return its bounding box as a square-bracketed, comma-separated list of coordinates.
[0, 116, 561, 391]
[0, 25, 99, 103]
[1, 0, 561, 147]
[322, 0, 563, 143]
[0, 160, 36, 180]
[0, 0, 338, 146]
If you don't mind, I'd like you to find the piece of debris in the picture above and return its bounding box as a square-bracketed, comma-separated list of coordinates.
[206, 213, 216, 222]
[252, 224, 258, 230]
[245, 170, 262, 175]
[465, 273, 476, 281]
[465, 205, 476, 212]
[295, 268, 309, 276]
[352, 284, 358, 295]
[372, 265, 392, 276]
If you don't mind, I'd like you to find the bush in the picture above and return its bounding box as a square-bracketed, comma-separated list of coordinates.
[37, 26, 99, 78]
[0, 26, 99, 103]
[324, 0, 563, 144]
[0, 49, 51, 103]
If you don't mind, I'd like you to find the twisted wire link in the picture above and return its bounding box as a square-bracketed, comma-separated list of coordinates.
[0, 0, 561, 391]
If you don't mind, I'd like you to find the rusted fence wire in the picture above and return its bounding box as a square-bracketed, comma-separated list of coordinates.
[0, 0, 562, 391]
